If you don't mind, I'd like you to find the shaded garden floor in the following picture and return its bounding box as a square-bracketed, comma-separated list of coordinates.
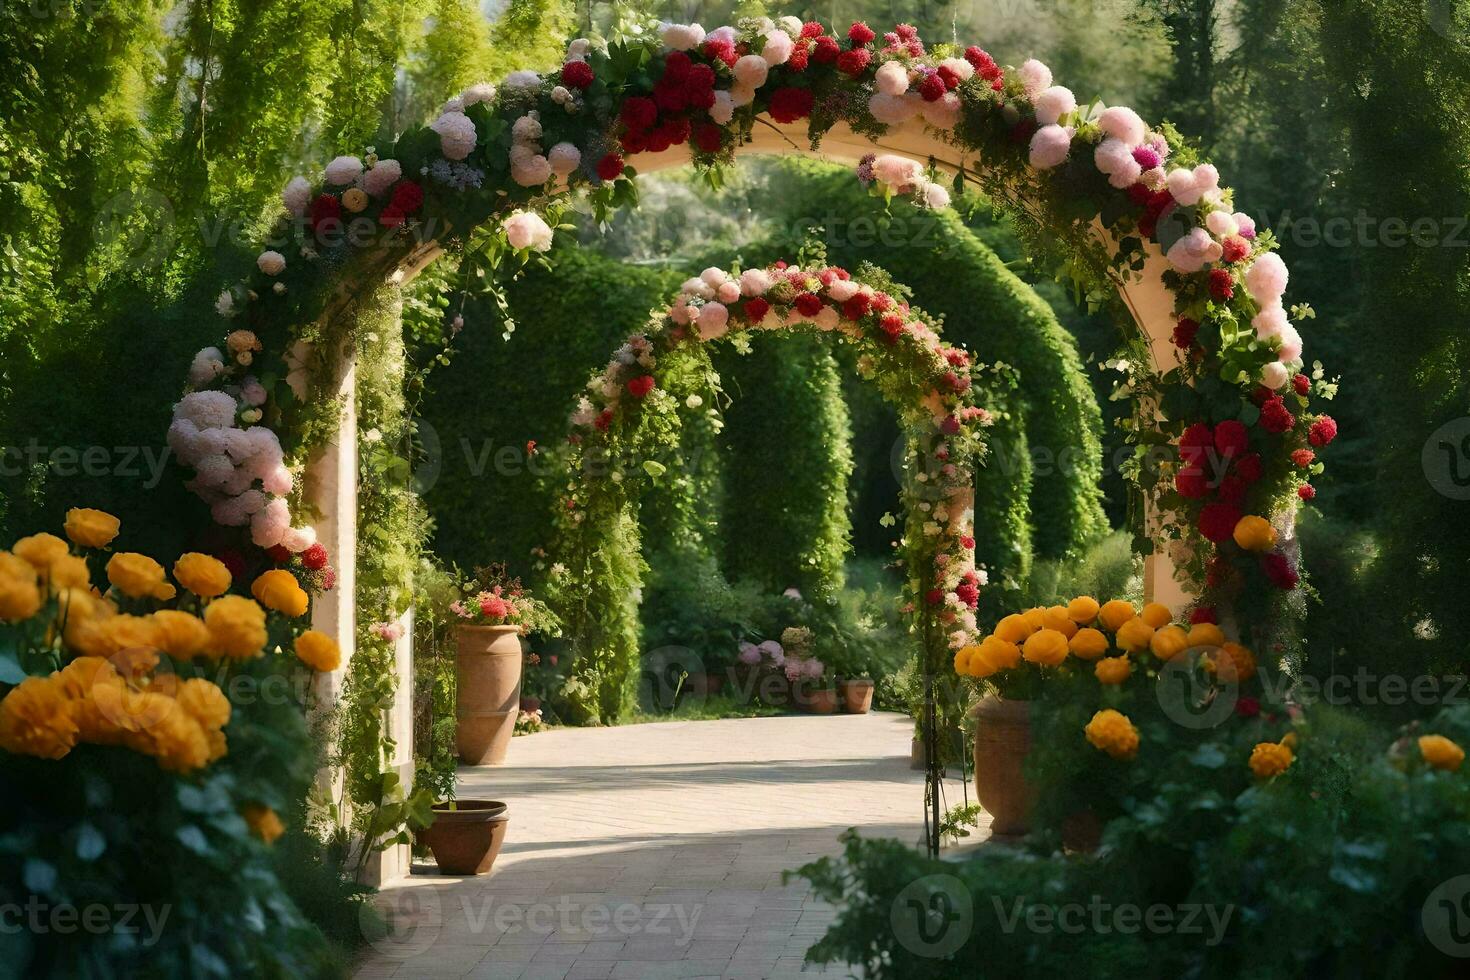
[356, 713, 975, 978]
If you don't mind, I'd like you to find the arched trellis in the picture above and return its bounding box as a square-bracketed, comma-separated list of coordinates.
[545, 260, 992, 851]
[168, 18, 1336, 877]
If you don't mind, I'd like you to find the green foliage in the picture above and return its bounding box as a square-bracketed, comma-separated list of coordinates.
[716, 334, 853, 599]
[800, 696, 1470, 978]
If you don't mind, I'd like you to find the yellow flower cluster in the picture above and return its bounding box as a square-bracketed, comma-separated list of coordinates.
[952, 596, 1244, 683]
[1085, 709, 1140, 760]
[243, 804, 286, 844]
[0, 657, 230, 772]
[294, 630, 342, 672]
[0, 552, 43, 622]
[251, 570, 309, 618]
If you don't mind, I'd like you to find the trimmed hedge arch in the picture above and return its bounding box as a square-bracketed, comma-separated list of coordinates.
[544, 260, 990, 724]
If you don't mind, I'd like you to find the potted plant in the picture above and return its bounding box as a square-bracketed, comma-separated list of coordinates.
[450, 565, 559, 766]
[733, 637, 788, 706]
[838, 671, 875, 714]
[417, 799, 511, 875]
[781, 627, 838, 714]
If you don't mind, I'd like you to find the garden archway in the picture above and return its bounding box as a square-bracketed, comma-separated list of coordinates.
[168, 16, 1333, 879]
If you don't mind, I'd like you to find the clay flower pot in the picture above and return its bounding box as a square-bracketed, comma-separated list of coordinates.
[794, 683, 838, 714]
[970, 695, 1036, 837]
[839, 678, 875, 714]
[456, 625, 523, 765]
[418, 800, 509, 875]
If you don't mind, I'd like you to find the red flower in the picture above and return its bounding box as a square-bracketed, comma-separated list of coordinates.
[1179, 423, 1214, 464]
[1173, 317, 1200, 349]
[842, 293, 871, 320]
[302, 543, 329, 571]
[801, 21, 825, 39]
[936, 65, 962, 90]
[1235, 696, 1261, 718]
[561, 60, 594, 89]
[693, 123, 723, 153]
[1213, 419, 1249, 460]
[309, 194, 342, 234]
[663, 51, 691, 80]
[925, 588, 945, 606]
[940, 415, 961, 435]
[744, 298, 770, 322]
[1292, 373, 1311, 396]
[702, 37, 737, 67]
[848, 21, 876, 45]
[1261, 551, 1299, 590]
[955, 582, 979, 608]
[1175, 466, 1208, 499]
[390, 180, 423, 212]
[1298, 484, 1316, 500]
[870, 292, 893, 311]
[626, 375, 655, 399]
[963, 46, 999, 79]
[621, 131, 647, 155]
[918, 73, 946, 102]
[787, 46, 809, 71]
[216, 549, 246, 580]
[597, 154, 625, 181]
[1291, 448, 1315, 467]
[267, 545, 291, 564]
[960, 535, 976, 550]
[621, 96, 658, 131]
[836, 48, 872, 76]
[1221, 236, 1249, 263]
[1235, 453, 1263, 483]
[769, 87, 815, 124]
[1308, 416, 1338, 447]
[944, 371, 971, 393]
[794, 292, 824, 316]
[812, 36, 840, 63]
[1208, 268, 1235, 301]
[1259, 397, 1296, 434]
[1215, 474, 1248, 505]
[1189, 606, 1218, 625]
[1008, 119, 1038, 144]
[593, 409, 613, 432]
[1198, 501, 1241, 543]
[688, 63, 715, 91]
[321, 567, 336, 591]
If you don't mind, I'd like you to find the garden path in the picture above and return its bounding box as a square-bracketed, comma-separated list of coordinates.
[354, 711, 977, 979]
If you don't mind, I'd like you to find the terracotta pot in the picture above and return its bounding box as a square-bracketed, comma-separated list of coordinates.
[419, 800, 509, 875]
[794, 684, 838, 714]
[682, 671, 724, 698]
[971, 695, 1036, 836]
[456, 625, 523, 765]
[839, 678, 874, 714]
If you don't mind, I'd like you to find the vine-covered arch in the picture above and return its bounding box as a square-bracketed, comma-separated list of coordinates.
[544, 260, 994, 722]
[164, 14, 1338, 865]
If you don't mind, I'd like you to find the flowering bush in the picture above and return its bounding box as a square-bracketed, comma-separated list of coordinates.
[0, 509, 349, 973]
[448, 563, 560, 635]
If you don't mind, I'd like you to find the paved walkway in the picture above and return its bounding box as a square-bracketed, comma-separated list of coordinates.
[355, 712, 975, 979]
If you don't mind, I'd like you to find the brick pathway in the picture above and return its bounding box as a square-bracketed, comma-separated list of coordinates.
[355, 712, 975, 979]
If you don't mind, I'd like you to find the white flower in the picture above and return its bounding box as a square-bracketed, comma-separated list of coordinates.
[1029, 125, 1073, 170]
[1017, 59, 1052, 98]
[875, 61, 909, 96]
[272, 282, 286, 294]
[869, 92, 919, 126]
[215, 290, 237, 318]
[503, 210, 554, 252]
[1261, 361, 1290, 389]
[512, 113, 543, 143]
[432, 110, 477, 161]
[551, 85, 573, 106]
[502, 70, 541, 93]
[696, 302, 729, 339]
[566, 38, 591, 61]
[733, 55, 769, 89]
[920, 181, 951, 209]
[685, 394, 704, 409]
[324, 155, 363, 186]
[460, 82, 497, 106]
[938, 57, 974, 83]
[660, 22, 705, 51]
[548, 142, 581, 175]
[256, 250, 286, 276]
[777, 15, 803, 36]
[761, 30, 793, 66]
[739, 268, 772, 296]
[282, 176, 311, 216]
[709, 90, 734, 125]
[1033, 86, 1076, 126]
[362, 159, 402, 196]
[919, 92, 961, 131]
[188, 347, 225, 387]
[176, 390, 240, 430]
[511, 154, 552, 187]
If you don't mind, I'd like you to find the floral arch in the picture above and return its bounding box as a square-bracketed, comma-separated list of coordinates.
[164, 15, 1337, 870]
[545, 260, 992, 723]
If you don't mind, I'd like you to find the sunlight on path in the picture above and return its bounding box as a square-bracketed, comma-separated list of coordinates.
[355, 712, 975, 979]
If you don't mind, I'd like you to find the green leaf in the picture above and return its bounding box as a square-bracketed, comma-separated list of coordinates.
[642, 460, 667, 478]
[0, 653, 24, 685]
[75, 823, 106, 861]
[23, 858, 57, 893]
[1187, 744, 1227, 769]
[176, 825, 212, 855]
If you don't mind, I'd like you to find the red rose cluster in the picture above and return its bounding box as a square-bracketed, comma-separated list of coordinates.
[378, 180, 424, 228]
[963, 46, 1005, 91]
[1175, 420, 1262, 541]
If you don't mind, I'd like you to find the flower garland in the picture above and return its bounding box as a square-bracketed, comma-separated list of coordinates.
[545, 261, 993, 716]
[171, 13, 1335, 630]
